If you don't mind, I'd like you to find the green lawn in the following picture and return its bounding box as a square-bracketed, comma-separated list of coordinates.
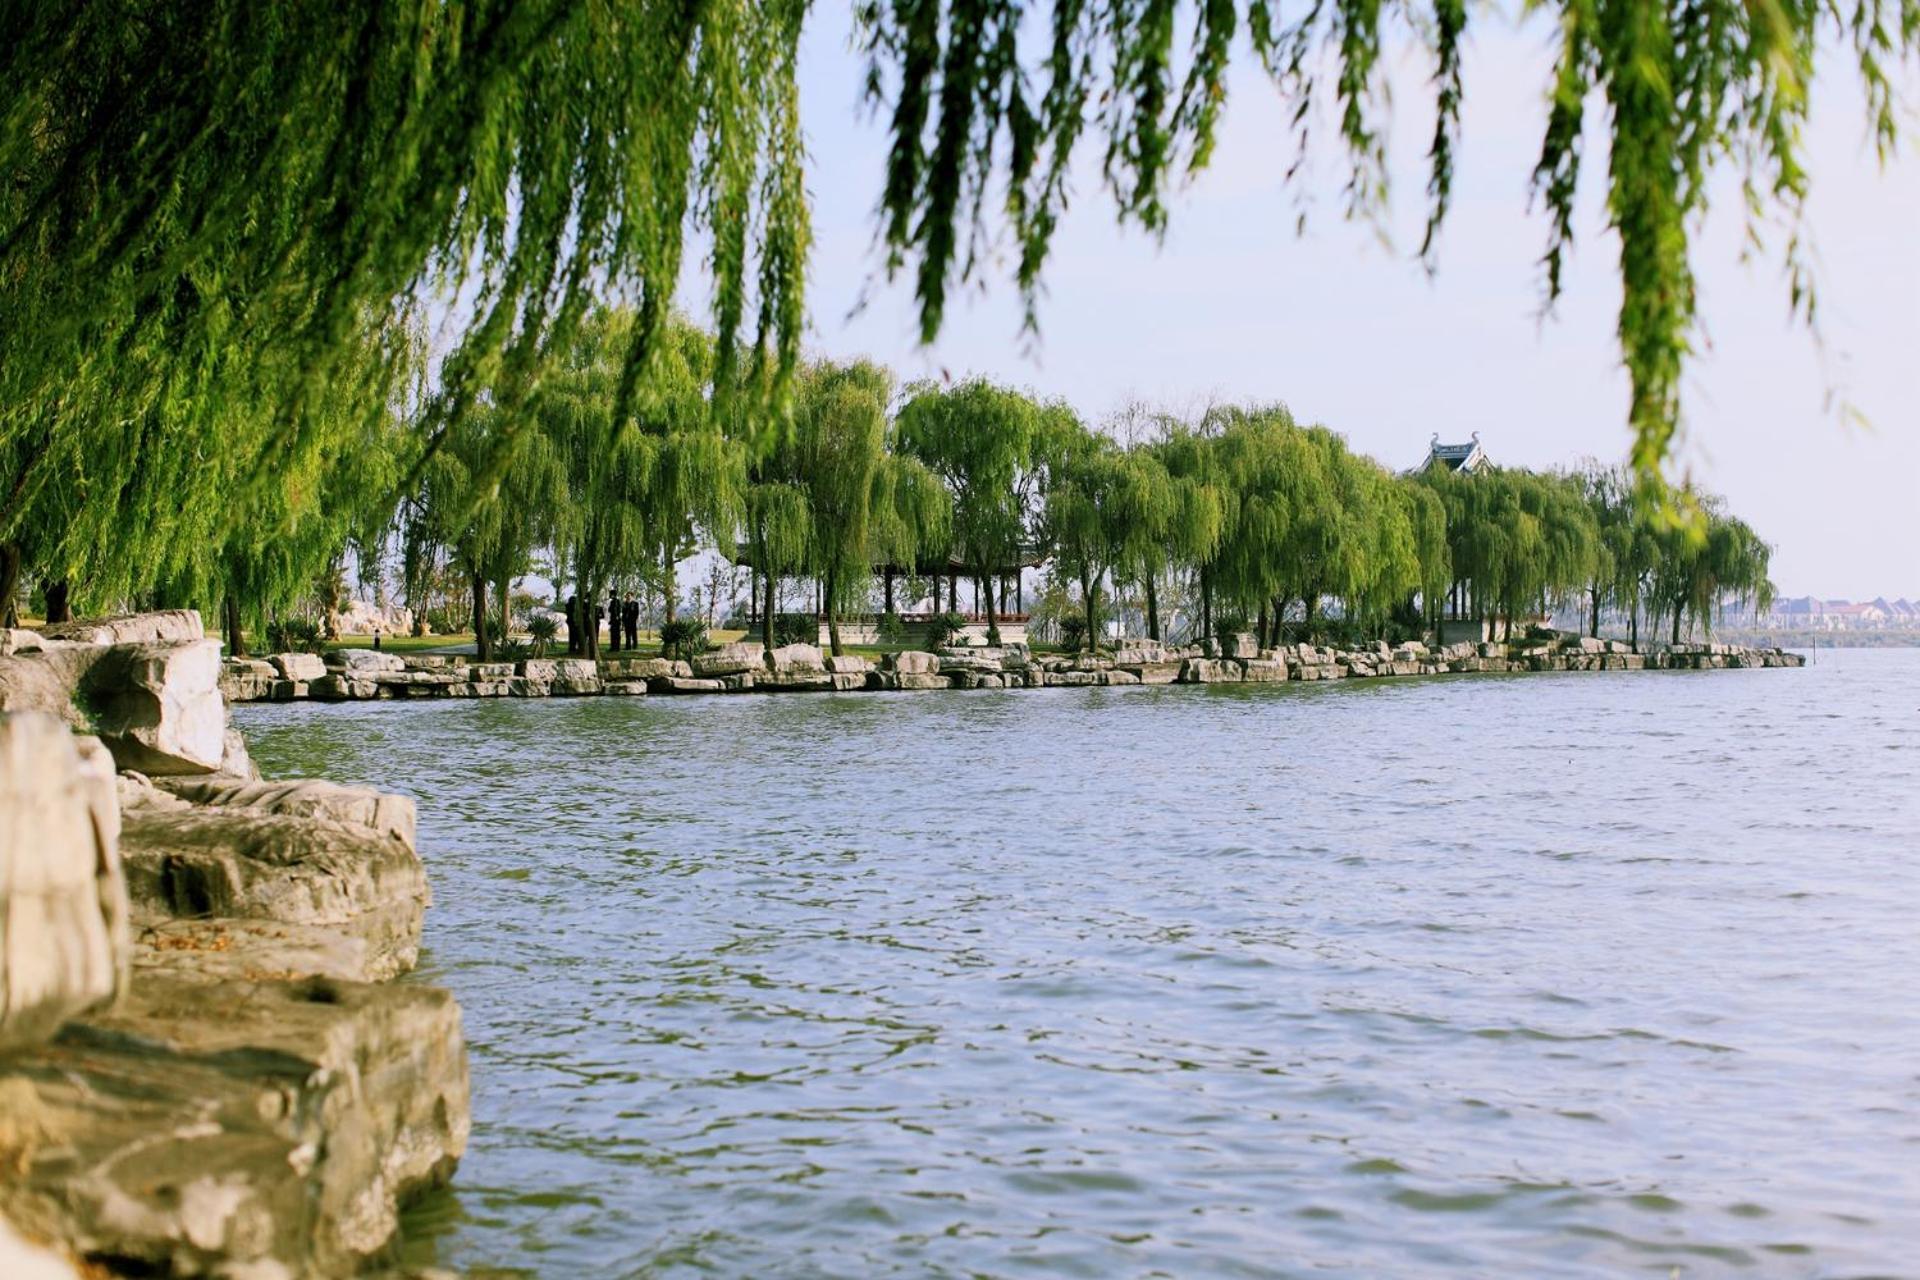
[331, 631, 477, 654]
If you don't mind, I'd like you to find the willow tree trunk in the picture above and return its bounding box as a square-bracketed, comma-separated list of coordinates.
[979, 572, 1000, 646]
[497, 570, 512, 646]
[663, 547, 677, 626]
[883, 568, 894, 614]
[762, 569, 777, 654]
[223, 594, 247, 657]
[0, 542, 19, 628]
[1672, 604, 1684, 645]
[1200, 570, 1213, 641]
[43, 578, 70, 624]
[1589, 586, 1601, 638]
[1257, 601, 1269, 649]
[1143, 574, 1160, 642]
[1629, 602, 1640, 652]
[1080, 570, 1098, 652]
[470, 570, 492, 661]
[825, 565, 842, 656]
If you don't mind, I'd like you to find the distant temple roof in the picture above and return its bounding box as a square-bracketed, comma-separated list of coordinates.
[1422, 433, 1492, 474]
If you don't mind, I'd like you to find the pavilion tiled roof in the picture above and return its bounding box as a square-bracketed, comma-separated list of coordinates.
[1420, 432, 1490, 474]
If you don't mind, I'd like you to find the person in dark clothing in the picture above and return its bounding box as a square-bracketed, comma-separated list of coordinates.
[561, 595, 576, 655]
[623, 598, 640, 651]
[606, 591, 622, 652]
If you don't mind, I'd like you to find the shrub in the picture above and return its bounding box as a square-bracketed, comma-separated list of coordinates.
[875, 611, 907, 645]
[1058, 614, 1088, 652]
[659, 618, 709, 662]
[1211, 613, 1250, 647]
[773, 612, 816, 647]
[923, 610, 969, 649]
[267, 617, 323, 653]
[527, 612, 559, 656]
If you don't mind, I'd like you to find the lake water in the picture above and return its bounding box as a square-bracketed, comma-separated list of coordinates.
[238, 647, 1920, 1278]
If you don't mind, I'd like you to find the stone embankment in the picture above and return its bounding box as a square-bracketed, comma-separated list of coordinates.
[220, 631, 1803, 707]
[0, 613, 467, 1278]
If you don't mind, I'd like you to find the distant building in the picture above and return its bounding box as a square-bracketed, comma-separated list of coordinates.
[1420, 433, 1493, 476]
[1755, 595, 1918, 631]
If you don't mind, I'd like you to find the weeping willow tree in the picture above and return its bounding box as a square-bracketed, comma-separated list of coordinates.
[0, 0, 807, 615]
[1399, 478, 1453, 641]
[1038, 417, 1132, 648]
[1648, 491, 1774, 641]
[897, 379, 1062, 645]
[781, 360, 951, 654]
[785, 360, 894, 655]
[1150, 421, 1234, 641]
[1202, 406, 1309, 640]
[404, 400, 570, 661]
[857, 0, 1917, 489]
[535, 310, 743, 658]
[1416, 463, 1603, 638]
[866, 437, 953, 627]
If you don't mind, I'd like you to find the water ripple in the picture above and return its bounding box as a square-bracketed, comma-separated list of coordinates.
[238, 648, 1920, 1279]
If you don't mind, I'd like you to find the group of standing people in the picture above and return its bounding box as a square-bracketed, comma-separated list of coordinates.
[563, 592, 643, 654]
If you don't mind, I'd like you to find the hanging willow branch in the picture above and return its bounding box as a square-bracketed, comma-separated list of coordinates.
[859, 0, 1917, 487]
[0, 0, 808, 594]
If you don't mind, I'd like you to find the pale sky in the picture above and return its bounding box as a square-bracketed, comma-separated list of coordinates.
[758, 7, 1919, 601]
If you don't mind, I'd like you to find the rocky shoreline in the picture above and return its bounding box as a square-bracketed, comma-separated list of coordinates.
[219, 631, 1804, 706]
[1, 612, 467, 1278]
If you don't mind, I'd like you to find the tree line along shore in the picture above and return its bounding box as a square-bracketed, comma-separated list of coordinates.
[7, 311, 1779, 668]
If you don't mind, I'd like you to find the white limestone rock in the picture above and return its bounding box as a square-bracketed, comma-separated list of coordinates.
[326, 648, 406, 675]
[269, 652, 327, 681]
[39, 610, 206, 647]
[689, 642, 761, 677]
[0, 717, 130, 1053]
[767, 643, 825, 673]
[84, 640, 227, 775]
[884, 650, 940, 675]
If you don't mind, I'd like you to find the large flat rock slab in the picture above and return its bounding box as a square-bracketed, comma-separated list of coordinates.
[0, 973, 469, 1277]
[155, 777, 418, 852]
[38, 611, 206, 647]
[135, 918, 386, 985]
[119, 807, 428, 982]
